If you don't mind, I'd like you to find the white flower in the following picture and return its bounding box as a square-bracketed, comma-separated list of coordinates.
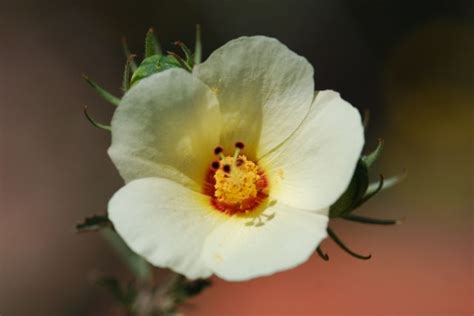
[107, 36, 364, 281]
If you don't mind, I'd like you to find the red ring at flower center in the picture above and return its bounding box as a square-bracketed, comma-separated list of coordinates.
[203, 142, 269, 215]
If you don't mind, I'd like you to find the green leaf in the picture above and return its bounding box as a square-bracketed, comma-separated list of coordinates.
[145, 28, 162, 58]
[101, 228, 152, 281]
[362, 138, 384, 167]
[121, 37, 137, 71]
[329, 160, 369, 218]
[82, 75, 120, 106]
[130, 54, 181, 86]
[83, 106, 111, 131]
[76, 214, 112, 232]
[194, 24, 202, 65]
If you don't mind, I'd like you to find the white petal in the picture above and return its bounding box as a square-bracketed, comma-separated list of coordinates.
[193, 36, 314, 158]
[108, 177, 225, 279]
[260, 90, 364, 211]
[108, 69, 221, 190]
[202, 202, 328, 281]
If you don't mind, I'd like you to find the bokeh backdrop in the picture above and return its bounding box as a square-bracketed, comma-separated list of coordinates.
[1, 0, 472, 315]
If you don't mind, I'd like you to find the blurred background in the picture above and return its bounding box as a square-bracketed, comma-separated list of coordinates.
[0, 0, 472, 315]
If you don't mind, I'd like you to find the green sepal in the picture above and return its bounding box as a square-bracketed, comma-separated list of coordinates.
[362, 138, 384, 168]
[362, 109, 370, 129]
[76, 214, 112, 232]
[194, 24, 202, 65]
[121, 37, 137, 71]
[327, 227, 372, 260]
[366, 172, 407, 196]
[342, 214, 400, 225]
[122, 55, 135, 92]
[174, 41, 193, 66]
[83, 106, 111, 131]
[181, 279, 212, 298]
[145, 28, 162, 57]
[168, 51, 193, 72]
[167, 275, 212, 308]
[82, 75, 120, 106]
[316, 246, 329, 261]
[130, 54, 181, 86]
[353, 174, 383, 208]
[329, 159, 369, 218]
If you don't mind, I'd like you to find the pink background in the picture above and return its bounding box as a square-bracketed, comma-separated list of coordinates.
[1, 1, 472, 315]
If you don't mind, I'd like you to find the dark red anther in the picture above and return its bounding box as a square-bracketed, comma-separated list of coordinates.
[211, 161, 220, 169]
[223, 164, 231, 173]
[235, 142, 245, 149]
[236, 158, 244, 166]
[214, 146, 223, 155]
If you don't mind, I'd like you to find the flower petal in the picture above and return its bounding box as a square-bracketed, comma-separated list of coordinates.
[202, 202, 328, 281]
[108, 177, 224, 279]
[193, 36, 314, 158]
[260, 90, 364, 211]
[108, 69, 221, 190]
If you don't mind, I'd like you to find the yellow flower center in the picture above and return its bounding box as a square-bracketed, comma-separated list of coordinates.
[204, 142, 269, 215]
[214, 155, 260, 204]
